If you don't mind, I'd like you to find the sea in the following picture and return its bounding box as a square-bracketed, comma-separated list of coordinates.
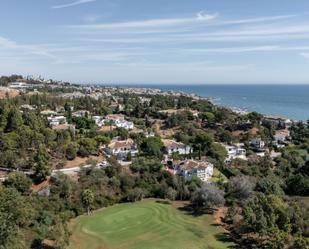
[122, 84, 309, 121]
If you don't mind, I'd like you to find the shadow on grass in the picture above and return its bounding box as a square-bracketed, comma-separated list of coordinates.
[215, 233, 242, 249]
[177, 203, 214, 217]
[215, 232, 234, 243]
[155, 200, 171, 205]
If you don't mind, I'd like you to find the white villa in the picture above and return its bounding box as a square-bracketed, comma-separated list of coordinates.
[162, 139, 191, 155]
[95, 114, 134, 130]
[249, 138, 266, 150]
[272, 129, 290, 148]
[105, 138, 138, 159]
[263, 116, 292, 129]
[72, 110, 89, 118]
[175, 160, 214, 182]
[47, 115, 67, 126]
[222, 143, 247, 163]
[9, 82, 30, 89]
[114, 119, 134, 130]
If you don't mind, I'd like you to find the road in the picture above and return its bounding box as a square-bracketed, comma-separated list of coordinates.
[0, 159, 129, 181]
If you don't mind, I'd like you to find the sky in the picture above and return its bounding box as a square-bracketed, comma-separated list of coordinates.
[1, 0, 309, 84]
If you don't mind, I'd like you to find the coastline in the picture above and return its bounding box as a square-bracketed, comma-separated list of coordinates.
[113, 84, 308, 121]
[111, 84, 299, 122]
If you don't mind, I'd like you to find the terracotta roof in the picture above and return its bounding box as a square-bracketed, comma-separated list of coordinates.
[179, 160, 213, 170]
[162, 139, 187, 149]
[52, 124, 75, 130]
[106, 114, 125, 120]
[99, 125, 116, 132]
[108, 138, 135, 149]
[275, 129, 290, 137]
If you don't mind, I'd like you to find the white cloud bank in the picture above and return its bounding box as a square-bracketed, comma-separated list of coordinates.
[66, 11, 218, 29]
[52, 0, 96, 9]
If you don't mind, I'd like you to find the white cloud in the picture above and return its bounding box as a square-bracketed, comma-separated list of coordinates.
[65, 13, 298, 31]
[83, 14, 101, 23]
[0, 36, 55, 59]
[52, 0, 96, 9]
[66, 11, 217, 29]
[196, 11, 218, 21]
[218, 14, 299, 25]
[300, 52, 309, 58]
[187, 45, 309, 54]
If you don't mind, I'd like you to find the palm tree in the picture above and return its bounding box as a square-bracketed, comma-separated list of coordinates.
[82, 189, 94, 215]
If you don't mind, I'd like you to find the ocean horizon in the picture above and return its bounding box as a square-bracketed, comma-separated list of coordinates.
[113, 84, 309, 121]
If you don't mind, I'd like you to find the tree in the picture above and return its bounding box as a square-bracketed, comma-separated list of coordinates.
[78, 138, 98, 156]
[216, 128, 233, 143]
[208, 143, 227, 161]
[228, 175, 255, 201]
[247, 112, 263, 126]
[242, 193, 291, 238]
[5, 107, 23, 132]
[0, 187, 32, 248]
[127, 188, 144, 202]
[4, 172, 32, 195]
[141, 136, 163, 157]
[82, 189, 94, 215]
[256, 174, 285, 196]
[95, 135, 110, 146]
[34, 146, 51, 181]
[65, 143, 77, 160]
[286, 174, 309, 196]
[165, 187, 177, 201]
[200, 112, 215, 123]
[130, 157, 162, 174]
[64, 102, 72, 123]
[191, 183, 225, 211]
[193, 131, 213, 159]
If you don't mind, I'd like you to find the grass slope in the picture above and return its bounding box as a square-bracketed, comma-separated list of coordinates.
[68, 200, 235, 249]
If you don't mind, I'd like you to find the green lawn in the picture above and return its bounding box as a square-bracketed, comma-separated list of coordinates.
[68, 200, 236, 249]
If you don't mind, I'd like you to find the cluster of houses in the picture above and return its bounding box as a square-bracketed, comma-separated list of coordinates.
[43, 110, 135, 132]
[101, 136, 214, 182]
[103, 137, 192, 160]
[93, 114, 134, 130]
[221, 128, 291, 163]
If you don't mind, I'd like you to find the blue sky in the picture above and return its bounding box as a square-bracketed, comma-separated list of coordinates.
[1, 0, 309, 84]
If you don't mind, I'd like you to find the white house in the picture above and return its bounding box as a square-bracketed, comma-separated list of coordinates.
[263, 116, 292, 129]
[92, 116, 106, 127]
[162, 139, 191, 155]
[114, 119, 134, 130]
[105, 138, 138, 159]
[47, 115, 67, 126]
[249, 138, 265, 150]
[9, 82, 29, 89]
[104, 114, 134, 130]
[272, 129, 290, 148]
[145, 131, 155, 138]
[222, 143, 247, 163]
[175, 160, 214, 182]
[72, 110, 89, 118]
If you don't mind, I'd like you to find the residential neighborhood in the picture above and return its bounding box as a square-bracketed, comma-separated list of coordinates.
[0, 75, 308, 249]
